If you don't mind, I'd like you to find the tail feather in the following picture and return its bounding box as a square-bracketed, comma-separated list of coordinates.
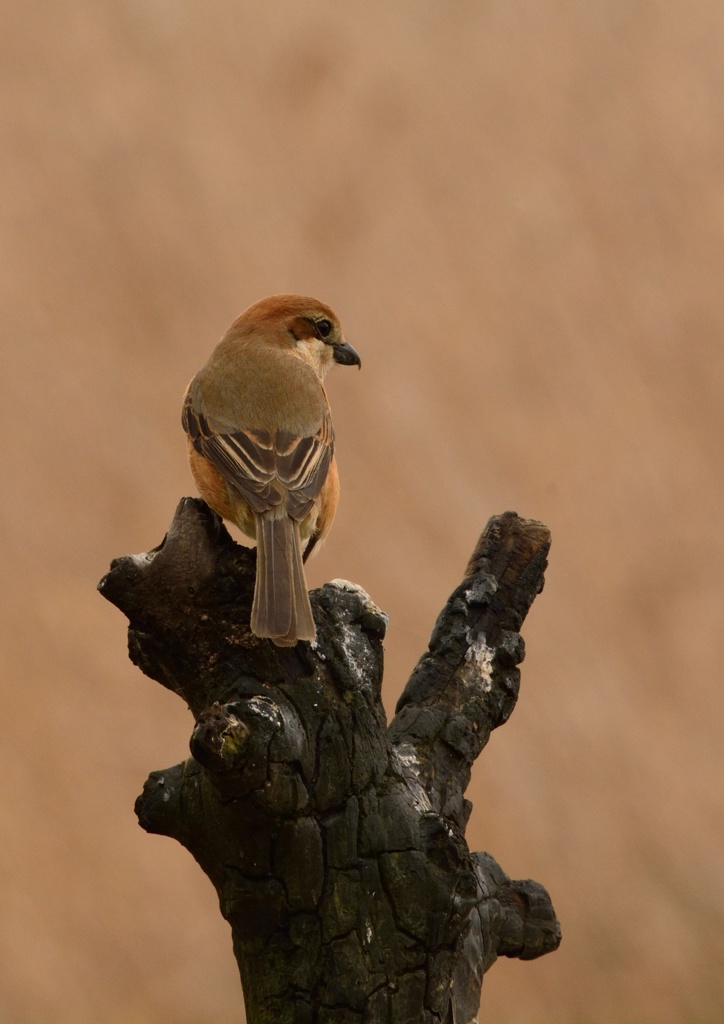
[251, 514, 316, 645]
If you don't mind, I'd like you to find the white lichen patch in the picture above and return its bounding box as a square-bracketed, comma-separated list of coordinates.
[129, 551, 155, 567]
[155, 773, 172, 802]
[337, 620, 377, 678]
[245, 695, 282, 729]
[391, 746, 433, 813]
[464, 631, 495, 692]
[464, 574, 498, 604]
[328, 579, 389, 627]
[308, 637, 326, 659]
[337, 623, 359, 664]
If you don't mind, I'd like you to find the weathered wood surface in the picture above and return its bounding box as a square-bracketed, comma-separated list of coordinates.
[99, 499, 560, 1023]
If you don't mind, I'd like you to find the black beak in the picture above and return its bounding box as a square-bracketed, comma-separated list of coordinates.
[332, 339, 361, 368]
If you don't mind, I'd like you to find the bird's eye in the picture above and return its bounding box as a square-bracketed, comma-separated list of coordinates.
[315, 318, 333, 339]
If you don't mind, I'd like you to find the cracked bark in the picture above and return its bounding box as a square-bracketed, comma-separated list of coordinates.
[99, 499, 561, 1023]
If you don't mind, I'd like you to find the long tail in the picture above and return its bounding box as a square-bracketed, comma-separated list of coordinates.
[251, 513, 316, 646]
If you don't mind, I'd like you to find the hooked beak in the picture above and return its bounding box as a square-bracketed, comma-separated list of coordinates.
[332, 339, 361, 368]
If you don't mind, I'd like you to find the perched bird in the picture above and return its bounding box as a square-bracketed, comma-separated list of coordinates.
[182, 295, 360, 646]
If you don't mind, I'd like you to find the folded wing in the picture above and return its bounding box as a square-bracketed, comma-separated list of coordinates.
[182, 390, 334, 644]
[182, 391, 334, 521]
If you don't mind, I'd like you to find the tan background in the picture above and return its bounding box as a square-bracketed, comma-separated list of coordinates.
[1, 2, 722, 1022]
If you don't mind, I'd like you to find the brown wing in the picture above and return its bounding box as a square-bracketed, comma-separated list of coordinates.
[182, 391, 334, 521]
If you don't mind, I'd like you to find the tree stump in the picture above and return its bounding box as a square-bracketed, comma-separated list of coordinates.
[99, 499, 560, 1024]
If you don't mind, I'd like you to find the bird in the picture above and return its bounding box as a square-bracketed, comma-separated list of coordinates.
[182, 294, 360, 647]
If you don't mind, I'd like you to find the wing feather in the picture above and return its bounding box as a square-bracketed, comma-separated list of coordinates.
[182, 390, 334, 521]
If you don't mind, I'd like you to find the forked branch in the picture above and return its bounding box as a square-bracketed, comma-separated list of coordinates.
[99, 500, 560, 1024]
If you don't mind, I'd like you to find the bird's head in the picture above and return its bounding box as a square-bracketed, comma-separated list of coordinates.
[231, 294, 361, 377]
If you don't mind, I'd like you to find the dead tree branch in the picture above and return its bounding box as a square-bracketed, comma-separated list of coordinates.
[99, 499, 560, 1023]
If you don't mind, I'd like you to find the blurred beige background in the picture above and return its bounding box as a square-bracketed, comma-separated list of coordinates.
[1, 2, 722, 1022]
